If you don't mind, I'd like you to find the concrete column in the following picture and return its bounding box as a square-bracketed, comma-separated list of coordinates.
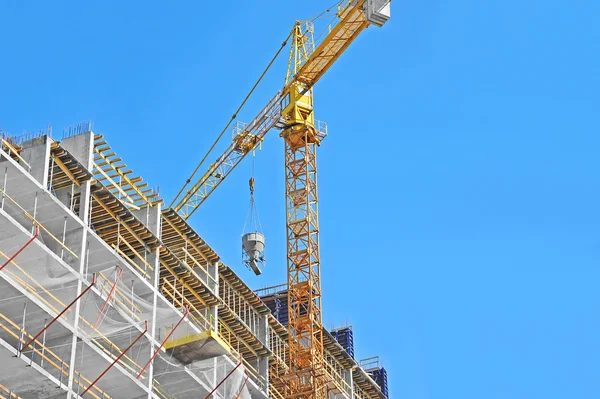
[64, 132, 94, 399]
[258, 314, 268, 347]
[132, 203, 162, 398]
[66, 223, 90, 399]
[132, 204, 161, 236]
[207, 261, 219, 293]
[62, 130, 94, 223]
[52, 187, 73, 209]
[78, 183, 92, 223]
[60, 132, 94, 171]
[258, 356, 269, 395]
[132, 204, 161, 287]
[20, 135, 51, 187]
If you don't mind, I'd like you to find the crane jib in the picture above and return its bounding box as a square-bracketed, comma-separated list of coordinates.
[175, 0, 390, 220]
[175, 92, 283, 219]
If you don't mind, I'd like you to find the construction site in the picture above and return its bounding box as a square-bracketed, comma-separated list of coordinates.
[0, 1, 391, 398]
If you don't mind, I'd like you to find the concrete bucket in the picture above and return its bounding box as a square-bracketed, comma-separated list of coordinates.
[242, 232, 265, 275]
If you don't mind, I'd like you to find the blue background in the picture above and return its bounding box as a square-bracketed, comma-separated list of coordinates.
[1, 1, 598, 397]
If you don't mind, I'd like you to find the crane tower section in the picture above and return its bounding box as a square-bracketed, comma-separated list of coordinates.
[281, 1, 390, 397]
[281, 84, 326, 397]
[281, 20, 326, 398]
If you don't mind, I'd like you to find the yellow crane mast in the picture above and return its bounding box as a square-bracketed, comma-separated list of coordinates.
[171, 1, 391, 398]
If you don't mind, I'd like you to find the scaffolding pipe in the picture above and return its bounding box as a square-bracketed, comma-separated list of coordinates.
[204, 358, 243, 399]
[136, 305, 189, 379]
[93, 266, 123, 329]
[1, 167, 7, 209]
[58, 358, 65, 387]
[235, 376, 250, 399]
[81, 320, 148, 396]
[41, 318, 47, 367]
[0, 225, 39, 271]
[16, 302, 27, 354]
[32, 192, 38, 233]
[20, 274, 97, 353]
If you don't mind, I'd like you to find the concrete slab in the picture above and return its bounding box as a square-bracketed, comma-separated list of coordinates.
[0, 337, 72, 399]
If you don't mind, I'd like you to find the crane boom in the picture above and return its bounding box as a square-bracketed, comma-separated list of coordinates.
[287, 0, 369, 88]
[175, 92, 282, 219]
[173, 0, 389, 219]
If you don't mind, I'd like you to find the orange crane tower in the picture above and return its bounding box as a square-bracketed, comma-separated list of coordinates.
[170, 1, 391, 397]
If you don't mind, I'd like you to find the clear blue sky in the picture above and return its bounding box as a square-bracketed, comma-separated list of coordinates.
[1, 1, 598, 398]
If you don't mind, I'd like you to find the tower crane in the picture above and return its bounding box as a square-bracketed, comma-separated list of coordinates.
[170, 1, 391, 398]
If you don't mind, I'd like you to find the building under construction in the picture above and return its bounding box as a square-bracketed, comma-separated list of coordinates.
[0, 128, 387, 399]
[0, 1, 391, 398]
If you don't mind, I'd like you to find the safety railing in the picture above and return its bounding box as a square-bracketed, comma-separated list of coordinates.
[0, 250, 150, 389]
[354, 383, 369, 399]
[0, 187, 79, 262]
[0, 248, 78, 323]
[315, 119, 328, 142]
[0, 138, 30, 172]
[162, 277, 212, 331]
[359, 355, 380, 371]
[269, 327, 288, 367]
[0, 383, 23, 399]
[159, 212, 219, 291]
[254, 283, 287, 297]
[111, 233, 153, 281]
[179, 246, 218, 288]
[220, 277, 263, 339]
[97, 271, 143, 322]
[324, 350, 353, 397]
[0, 168, 177, 397]
[161, 277, 269, 392]
[269, 384, 285, 399]
[0, 312, 111, 399]
[152, 383, 176, 399]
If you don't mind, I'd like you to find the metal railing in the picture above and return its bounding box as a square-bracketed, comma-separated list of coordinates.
[0, 312, 111, 399]
[254, 283, 287, 297]
[160, 278, 269, 392]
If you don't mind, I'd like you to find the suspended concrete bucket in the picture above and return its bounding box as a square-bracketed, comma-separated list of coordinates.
[242, 232, 265, 275]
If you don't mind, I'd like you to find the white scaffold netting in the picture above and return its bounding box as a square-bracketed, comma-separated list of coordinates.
[0, 228, 253, 399]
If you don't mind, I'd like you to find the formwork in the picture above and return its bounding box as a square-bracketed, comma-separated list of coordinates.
[0, 128, 386, 399]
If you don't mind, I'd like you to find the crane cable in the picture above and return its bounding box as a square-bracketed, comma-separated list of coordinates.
[308, 0, 344, 22]
[242, 155, 263, 235]
[169, 29, 294, 209]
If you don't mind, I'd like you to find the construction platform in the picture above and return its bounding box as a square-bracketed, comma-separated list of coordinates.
[0, 127, 387, 399]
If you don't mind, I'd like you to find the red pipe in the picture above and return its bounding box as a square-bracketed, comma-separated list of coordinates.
[136, 304, 190, 379]
[204, 358, 243, 399]
[235, 375, 250, 399]
[81, 320, 148, 396]
[93, 266, 123, 329]
[0, 225, 39, 271]
[20, 273, 97, 353]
